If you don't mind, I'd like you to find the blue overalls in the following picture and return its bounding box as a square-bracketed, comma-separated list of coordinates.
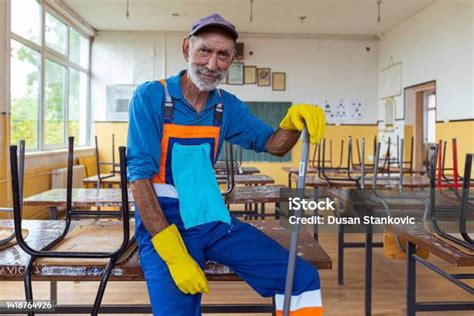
[127, 72, 322, 316]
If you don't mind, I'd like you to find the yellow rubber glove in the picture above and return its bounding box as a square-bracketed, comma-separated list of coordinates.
[280, 104, 327, 144]
[151, 224, 209, 294]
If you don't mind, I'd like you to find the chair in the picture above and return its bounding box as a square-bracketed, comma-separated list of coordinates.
[9, 137, 132, 316]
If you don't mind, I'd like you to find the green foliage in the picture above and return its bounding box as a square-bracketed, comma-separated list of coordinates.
[10, 44, 39, 148]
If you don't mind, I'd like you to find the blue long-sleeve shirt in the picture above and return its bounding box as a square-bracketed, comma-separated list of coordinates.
[127, 70, 275, 183]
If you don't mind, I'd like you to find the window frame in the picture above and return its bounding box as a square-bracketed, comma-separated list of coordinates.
[9, 0, 91, 151]
[424, 91, 436, 144]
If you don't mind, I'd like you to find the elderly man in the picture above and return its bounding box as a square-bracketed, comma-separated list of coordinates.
[127, 13, 326, 316]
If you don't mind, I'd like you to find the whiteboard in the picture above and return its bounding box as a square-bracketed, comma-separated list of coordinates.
[380, 62, 402, 98]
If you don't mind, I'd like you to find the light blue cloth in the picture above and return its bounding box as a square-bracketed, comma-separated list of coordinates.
[171, 143, 231, 229]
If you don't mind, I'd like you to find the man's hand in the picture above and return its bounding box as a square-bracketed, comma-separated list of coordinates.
[152, 224, 209, 294]
[279, 104, 326, 144]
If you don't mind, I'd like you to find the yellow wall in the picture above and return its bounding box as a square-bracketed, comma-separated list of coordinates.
[13, 164, 66, 219]
[436, 121, 474, 175]
[404, 125, 414, 161]
[1, 160, 90, 220]
[1, 112, 96, 219]
[94, 122, 128, 174]
[95, 122, 378, 186]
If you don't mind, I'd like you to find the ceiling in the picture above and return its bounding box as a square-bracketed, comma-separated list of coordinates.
[62, 0, 436, 36]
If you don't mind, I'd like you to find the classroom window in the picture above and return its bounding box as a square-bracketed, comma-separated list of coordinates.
[45, 12, 68, 55]
[44, 60, 66, 147]
[69, 28, 89, 68]
[424, 92, 436, 143]
[68, 68, 88, 145]
[10, 0, 41, 45]
[10, 40, 41, 150]
[10, 2, 91, 151]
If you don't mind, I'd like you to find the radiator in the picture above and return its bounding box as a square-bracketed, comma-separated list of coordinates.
[51, 165, 86, 189]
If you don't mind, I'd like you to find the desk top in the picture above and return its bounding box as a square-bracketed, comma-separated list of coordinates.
[23, 189, 131, 208]
[225, 185, 286, 204]
[387, 224, 474, 267]
[83, 174, 120, 184]
[214, 164, 260, 175]
[84, 171, 268, 186]
[282, 166, 318, 174]
[24, 184, 288, 208]
[322, 188, 472, 210]
[295, 174, 431, 189]
[217, 174, 275, 185]
[25, 182, 286, 207]
[0, 219, 331, 281]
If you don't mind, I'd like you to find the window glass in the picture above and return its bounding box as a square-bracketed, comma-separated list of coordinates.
[11, 0, 41, 44]
[428, 93, 436, 110]
[45, 12, 67, 54]
[69, 28, 89, 68]
[10, 40, 41, 149]
[427, 109, 436, 143]
[44, 59, 66, 147]
[69, 68, 88, 145]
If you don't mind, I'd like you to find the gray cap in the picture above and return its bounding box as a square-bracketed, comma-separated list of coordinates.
[188, 13, 238, 40]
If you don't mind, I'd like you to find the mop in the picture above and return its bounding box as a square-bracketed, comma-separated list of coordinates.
[282, 127, 310, 316]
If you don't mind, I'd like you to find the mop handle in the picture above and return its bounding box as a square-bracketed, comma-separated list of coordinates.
[282, 128, 310, 316]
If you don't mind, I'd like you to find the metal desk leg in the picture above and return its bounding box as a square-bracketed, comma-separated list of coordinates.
[313, 189, 320, 241]
[50, 281, 57, 305]
[244, 184, 249, 215]
[365, 223, 373, 316]
[272, 296, 276, 316]
[49, 206, 58, 220]
[338, 223, 344, 285]
[260, 203, 265, 219]
[48, 206, 58, 306]
[407, 241, 416, 316]
[313, 220, 319, 241]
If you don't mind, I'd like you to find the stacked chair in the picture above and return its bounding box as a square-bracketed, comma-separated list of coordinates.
[9, 137, 132, 316]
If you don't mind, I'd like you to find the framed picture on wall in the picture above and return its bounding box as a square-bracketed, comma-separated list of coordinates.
[244, 66, 257, 84]
[257, 68, 271, 86]
[272, 72, 286, 91]
[227, 62, 244, 85]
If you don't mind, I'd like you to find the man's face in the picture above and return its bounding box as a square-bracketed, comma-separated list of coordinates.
[184, 29, 235, 91]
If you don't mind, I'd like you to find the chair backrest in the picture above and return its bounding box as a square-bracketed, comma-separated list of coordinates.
[221, 142, 235, 197]
[0, 140, 25, 246]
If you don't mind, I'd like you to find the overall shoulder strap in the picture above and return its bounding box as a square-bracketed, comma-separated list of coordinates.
[160, 79, 174, 123]
[213, 89, 224, 126]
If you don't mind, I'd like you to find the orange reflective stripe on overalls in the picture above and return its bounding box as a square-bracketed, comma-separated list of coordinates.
[152, 79, 222, 185]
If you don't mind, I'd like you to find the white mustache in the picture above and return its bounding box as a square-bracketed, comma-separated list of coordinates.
[195, 66, 225, 81]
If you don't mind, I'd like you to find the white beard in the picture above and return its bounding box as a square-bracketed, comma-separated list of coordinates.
[187, 56, 227, 92]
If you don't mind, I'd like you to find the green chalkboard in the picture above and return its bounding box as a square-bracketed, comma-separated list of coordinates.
[240, 101, 292, 162]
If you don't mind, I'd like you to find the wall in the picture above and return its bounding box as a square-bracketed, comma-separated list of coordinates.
[377, 1, 474, 167]
[0, 147, 96, 219]
[91, 32, 379, 123]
